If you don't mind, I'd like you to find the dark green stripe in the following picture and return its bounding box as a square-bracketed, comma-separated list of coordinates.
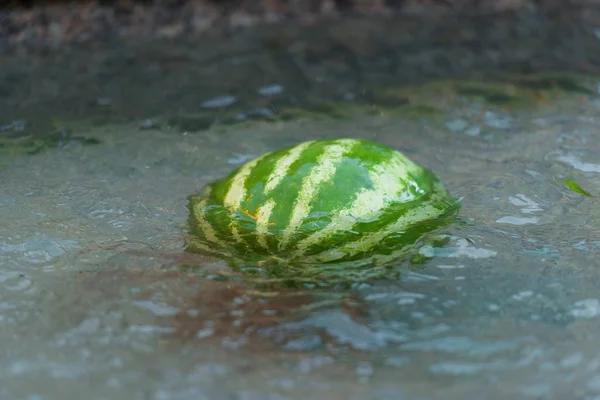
[261, 141, 331, 242]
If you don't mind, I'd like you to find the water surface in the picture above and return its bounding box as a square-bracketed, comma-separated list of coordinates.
[2, 16, 600, 400]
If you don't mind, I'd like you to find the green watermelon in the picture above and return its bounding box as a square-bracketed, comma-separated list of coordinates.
[186, 138, 459, 283]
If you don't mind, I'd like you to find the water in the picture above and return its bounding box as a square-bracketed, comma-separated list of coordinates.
[2, 14, 600, 400]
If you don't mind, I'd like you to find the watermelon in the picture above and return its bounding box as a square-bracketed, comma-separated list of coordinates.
[186, 138, 459, 284]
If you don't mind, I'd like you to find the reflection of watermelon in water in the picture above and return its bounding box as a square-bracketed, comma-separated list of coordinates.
[186, 138, 460, 284]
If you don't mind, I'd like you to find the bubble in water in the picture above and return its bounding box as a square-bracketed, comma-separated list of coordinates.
[283, 335, 322, 351]
[400, 336, 520, 357]
[302, 312, 389, 351]
[257, 84, 283, 96]
[554, 154, 600, 173]
[133, 300, 180, 317]
[508, 194, 542, 213]
[421, 238, 497, 259]
[484, 111, 514, 129]
[570, 299, 600, 319]
[296, 355, 334, 374]
[446, 119, 469, 132]
[496, 216, 540, 225]
[201, 95, 237, 109]
[356, 361, 374, 383]
[511, 291, 534, 301]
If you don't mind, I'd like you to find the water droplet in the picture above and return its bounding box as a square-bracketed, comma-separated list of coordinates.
[196, 326, 215, 339]
[96, 97, 111, 106]
[356, 361, 374, 382]
[425, 238, 497, 259]
[304, 312, 387, 350]
[384, 356, 410, 368]
[484, 111, 513, 129]
[257, 84, 283, 96]
[570, 299, 600, 318]
[401, 336, 519, 356]
[436, 264, 465, 269]
[465, 125, 481, 136]
[588, 375, 600, 393]
[526, 169, 541, 176]
[0, 119, 26, 133]
[511, 291, 534, 301]
[508, 194, 542, 213]
[227, 153, 256, 165]
[496, 216, 540, 225]
[221, 337, 247, 349]
[201, 95, 237, 109]
[554, 154, 600, 173]
[429, 361, 488, 375]
[283, 335, 322, 351]
[128, 325, 176, 334]
[133, 300, 180, 317]
[296, 356, 334, 374]
[560, 353, 583, 368]
[446, 119, 469, 133]
[140, 119, 158, 129]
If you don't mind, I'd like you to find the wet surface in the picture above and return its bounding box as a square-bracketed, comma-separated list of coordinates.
[2, 13, 600, 400]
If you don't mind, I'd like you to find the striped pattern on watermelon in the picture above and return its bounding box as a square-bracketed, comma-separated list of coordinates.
[186, 138, 459, 270]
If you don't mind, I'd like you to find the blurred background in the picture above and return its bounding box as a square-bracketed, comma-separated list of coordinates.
[1, 0, 595, 45]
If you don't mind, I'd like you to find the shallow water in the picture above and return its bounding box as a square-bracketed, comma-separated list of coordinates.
[2, 15, 600, 400]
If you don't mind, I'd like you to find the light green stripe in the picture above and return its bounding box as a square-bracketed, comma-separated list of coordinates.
[223, 153, 268, 213]
[193, 200, 231, 249]
[278, 139, 356, 251]
[303, 201, 445, 263]
[292, 153, 421, 255]
[223, 153, 268, 243]
[264, 141, 315, 194]
[255, 198, 276, 250]
[230, 225, 243, 244]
